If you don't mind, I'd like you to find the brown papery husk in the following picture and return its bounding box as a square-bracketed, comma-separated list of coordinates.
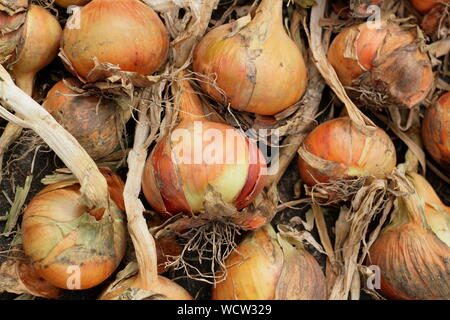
[211, 224, 327, 300]
[368, 171, 450, 300]
[328, 20, 433, 110]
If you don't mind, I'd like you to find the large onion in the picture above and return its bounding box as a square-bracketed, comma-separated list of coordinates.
[193, 0, 307, 116]
[142, 75, 267, 224]
[22, 169, 127, 290]
[61, 0, 169, 83]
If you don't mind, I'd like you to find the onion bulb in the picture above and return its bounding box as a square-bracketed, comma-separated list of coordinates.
[61, 0, 169, 83]
[54, 0, 91, 8]
[43, 79, 129, 160]
[368, 172, 450, 300]
[328, 21, 433, 109]
[297, 117, 396, 186]
[212, 224, 327, 300]
[142, 74, 267, 224]
[193, 0, 307, 116]
[410, 0, 449, 13]
[422, 92, 449, 172]
[22, 168, 127, 290]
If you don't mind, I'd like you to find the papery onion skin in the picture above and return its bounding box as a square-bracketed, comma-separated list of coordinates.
[212, 224, 327, 300]
[1, 4, 62, 94]
[411, 0, 449, 13]
[297, 117, 396, 186]
[422, 92, 450, 172]
[193, 0, 307, 116]
[22, 174, 127, 290]
[55, 0, 91, 8]
[368, 173, 450, 300]
[327, 21, 433, 109]
[61, 0, 169, 83]
[43, 79, 123, 160]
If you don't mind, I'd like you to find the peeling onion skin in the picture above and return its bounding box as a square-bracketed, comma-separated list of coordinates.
[193, 0, 307, 116]
[54, 0, 91, 8]
[368, 173, 450, 300]
[422, 92, 450, 172]
[22, 174, 127, 290]
[61, 0, 169, 83]
[43, 79, 122, 160]
[297, 117, 397, 186]
[327, 21, 433, 109]
[410, 0, 450, 13]
[212, 224, 327, 300]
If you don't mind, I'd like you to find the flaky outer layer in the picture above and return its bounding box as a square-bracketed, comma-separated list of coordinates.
[61, 0, 168, 83]
[328, 21, 433, 108]
[193, 0, 307, 116]
[297, 117, 396, 186]
[422, 92, 450, 172]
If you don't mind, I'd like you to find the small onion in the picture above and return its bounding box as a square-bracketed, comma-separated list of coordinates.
[193, 0, 307, 116]
[22, 168, 127, 290]
[297, 117, 397, 186]
[212, 224, 327, 300]
[43, 79, 128, 160]
[61, 0, 169, 83]
[422, 92, 449, 172]
[328, 21, 433, 109]
[142, 75, 267, 226]
[368, 172, 450, 300]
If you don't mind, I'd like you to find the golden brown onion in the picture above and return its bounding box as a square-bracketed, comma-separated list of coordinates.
[193, 0, 307, 116]
[422, 92, 449, 172]
[61, 0, 169, 83]
[297, 117, 396, 186]
[212, 224, 327, 300]
[411, 0, 449, 13]
[328, 21, 433, 109]
[22, 169, 127, 290]
[368, 172, 450, 300]
[43, 79, 127, 160]
[142, 75, 267, 227]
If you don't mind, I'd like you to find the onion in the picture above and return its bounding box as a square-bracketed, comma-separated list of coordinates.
[410, 0, 449, 13]
[193, 0, 307, 116]
[327, 21, 433, 109]
[212, 224, 327, 300]
[142, 74, 267, 222]
[297, 117, 396, 186]
[368, 172, 450, 300]
[43, 79, 129, 160]
[22, 168, 127, 290]
[422, 92, 449, 172]
[61, 0, 169, 83]
[333, 0, 384, 18]
[55, 0, 91, 8]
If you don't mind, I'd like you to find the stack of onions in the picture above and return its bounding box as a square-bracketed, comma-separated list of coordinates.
[422, 92, 449, 172]
[297, 117, 397, 186]
[22, 168, 127, 290]
[212, 224, 327, 300]
[61, 0, 169, 83]
[142, 74, 267, 228]
[193, 0, 308, 116]
[328, 21, 433, 109]
[43, 79, 129, 160]
[368, 172, 450, 300]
